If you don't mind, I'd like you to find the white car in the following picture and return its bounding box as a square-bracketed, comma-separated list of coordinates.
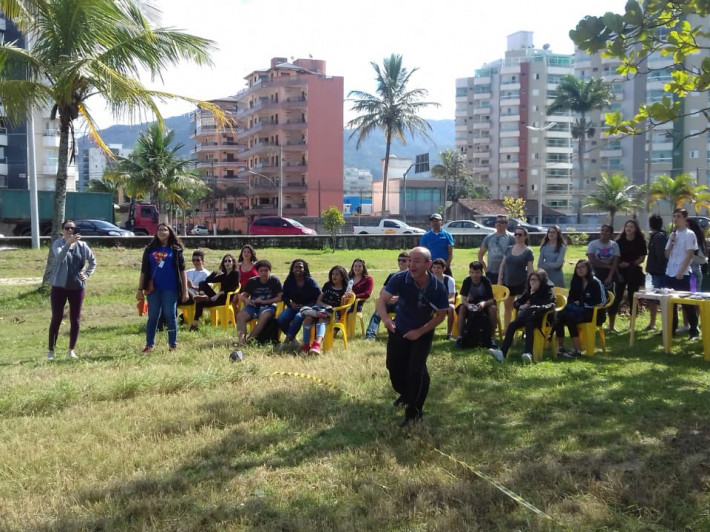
[441, 220, 496, 235]
[190, 225, 210, 235]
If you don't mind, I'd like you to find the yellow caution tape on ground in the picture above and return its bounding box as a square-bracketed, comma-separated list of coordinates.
[270, 371, 558, 523]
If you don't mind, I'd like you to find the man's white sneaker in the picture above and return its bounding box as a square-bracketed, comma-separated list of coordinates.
[68, 350, 78, 359]
[521, 353, 533, 364]
[47, 351, 55, 360]
[489, 348, 504, 362]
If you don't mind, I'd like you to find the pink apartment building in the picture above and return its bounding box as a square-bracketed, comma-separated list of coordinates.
[235, 57, 344, 219]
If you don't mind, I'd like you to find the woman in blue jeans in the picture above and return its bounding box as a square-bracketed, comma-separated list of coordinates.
[136, 224, 188, 353]
[276, 259, 320, 352]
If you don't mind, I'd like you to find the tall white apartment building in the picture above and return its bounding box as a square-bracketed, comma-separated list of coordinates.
[343, 167, 373, 197]
[575, 14, 710, 196]
[456, 31, 575, 221]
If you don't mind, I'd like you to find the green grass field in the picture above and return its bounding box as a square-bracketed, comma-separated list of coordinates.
[1, 245, 709, 531]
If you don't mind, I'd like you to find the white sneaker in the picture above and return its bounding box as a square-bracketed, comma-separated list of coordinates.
[47, 351, 55, 360]
[68, 350, 78, 359]
[489, 348, 504, 362]
[521, 353, 533, 364]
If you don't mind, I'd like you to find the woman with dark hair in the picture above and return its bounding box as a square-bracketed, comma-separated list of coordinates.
[136, 223, 188, 353]
[537, 225, 567, 287]
[609, 219, 647, 331]
[277, 259, 321, 351]
[189, 253, 240, 331]
[489, 269, 555, 364]
[686, 217, 707, 292]
[348, 258, 374, 311]
[48, 219, 97, 360]
[645, 214, 668, 330]
[301, 265, 350, 356]
[231, 244, 258, 315]
[554, 259, 607, 358]
[499, 226, 534, 328]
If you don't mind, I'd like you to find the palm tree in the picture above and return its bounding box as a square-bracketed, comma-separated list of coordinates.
[85, 173, 126, 203]
[431, 149, 471, 218]
[0, 0, 230, 244]
[649, 174, 697, 210]
[547, 75, 612, 219]
[115, 123, 208, 220]
[347, 54, 439, 215]
[584, 172, 637, 226]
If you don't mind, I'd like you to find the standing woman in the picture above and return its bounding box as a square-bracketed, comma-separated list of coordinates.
[190, 253, 240, 331]
[608, 219, 647, 332]
[48, 220, 97, 360]
[645, 214, 668, 330]
[232, 245, 258, 311]
[348, 258, 374, 311]
[537, 225, 567, 287]
[136, 223, 188, 353]
[687, 217, 707, 292]
[499, 226, 534, 328]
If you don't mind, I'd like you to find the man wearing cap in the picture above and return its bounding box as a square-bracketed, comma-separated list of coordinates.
[420, 213, 454, 276]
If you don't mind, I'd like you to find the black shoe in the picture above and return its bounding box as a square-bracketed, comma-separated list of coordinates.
[400, 407, 423, 427]
[562, 349, 582, 358]
[393, 395, 406, 408]
[489, 340, 498, 349]
[689, 328, 700, 340]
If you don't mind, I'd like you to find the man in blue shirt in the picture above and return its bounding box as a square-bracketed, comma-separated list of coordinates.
[377, 246, 449, 426]
[420, 213, 454, 276]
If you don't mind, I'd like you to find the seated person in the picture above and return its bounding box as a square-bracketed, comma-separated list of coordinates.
[554, 259, 607, 358]
[190, 253, 240, 331]
[301, 265, 350, 356]
[277, 259, 321, 352]
[236, 260, 283, 344]
[348, 258, 374, 311]
[365, 252, 409, 340]
[184, 250, 208, 303]
[455, 261, 497, 348]
[430, 258, 457, 339]
[489, 269, 555, 363]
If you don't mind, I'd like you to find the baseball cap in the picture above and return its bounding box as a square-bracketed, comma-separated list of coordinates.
[430, 213, 442, 220]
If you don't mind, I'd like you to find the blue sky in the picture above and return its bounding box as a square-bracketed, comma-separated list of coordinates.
[87, 0, 628, 129]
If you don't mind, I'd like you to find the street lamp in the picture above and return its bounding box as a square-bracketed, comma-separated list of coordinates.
[248, 167, 283, 218]
[526, 122, 557, 225]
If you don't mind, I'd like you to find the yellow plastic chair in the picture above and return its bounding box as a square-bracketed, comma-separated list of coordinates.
[553, 286, 569, 298]
[209, 289, 240, 330]
[178, 301, 196, 325]
[450, 284, 463, 337]
[532, 293, 567, 361]
[577, 291, 615, 356]
[323, 293, 356, 351]
[491, 284, 510, 341]
[236, 299, 284, 335]
[346, 297, 368, 338]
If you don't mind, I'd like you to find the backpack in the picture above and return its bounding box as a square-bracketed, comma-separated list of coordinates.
[255, 317, 280, 345]
[461, 308, 492, 348]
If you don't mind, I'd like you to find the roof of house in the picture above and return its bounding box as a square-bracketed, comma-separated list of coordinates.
[455, 198, 566, 217]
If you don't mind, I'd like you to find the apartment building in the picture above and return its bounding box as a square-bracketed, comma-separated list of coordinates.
[78, 143, 132, 191]
[234, 57, 344, 219]
[575, 14, 710, 195]
[343, 167, 373, 197]
[456, 31, 576, 222]
[0, 14, 77, 191]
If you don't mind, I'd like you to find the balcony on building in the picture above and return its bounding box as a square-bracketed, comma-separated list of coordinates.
[0, 158, 7, 176]
[42, 130, 61, 148]
[42, 160, 59, 175]
[0, 127, 7, 146]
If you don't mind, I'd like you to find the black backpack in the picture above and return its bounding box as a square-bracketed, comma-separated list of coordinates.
[255, 317, 280, 345]
[461, 309, 492, 348]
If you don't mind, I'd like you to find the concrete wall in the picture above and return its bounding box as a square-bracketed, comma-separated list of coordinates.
[0, 233, 599, 250]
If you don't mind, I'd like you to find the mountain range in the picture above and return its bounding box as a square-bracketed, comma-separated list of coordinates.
[79, 116, 455, 180]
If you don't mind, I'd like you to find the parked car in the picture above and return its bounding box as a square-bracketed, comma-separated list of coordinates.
[688, 216, 710, 233]
[190, 225, 210, 235]
[352, 219, 426, 235]
[74, 219, 134, 236]
[478, 216, 545, 233]
[249, 216, 317, 235]
[441, 219, 496, 235]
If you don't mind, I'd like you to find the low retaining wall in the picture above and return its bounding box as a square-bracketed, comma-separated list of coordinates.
[0, 232, 598, 250]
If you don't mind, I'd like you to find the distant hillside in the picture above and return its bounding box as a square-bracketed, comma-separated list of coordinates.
[79, 115, 454, 175]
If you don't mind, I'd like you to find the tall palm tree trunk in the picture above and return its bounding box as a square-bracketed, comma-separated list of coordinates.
[41, 115, 71, 288]
[381, 128, 392, 215]
[577, 135, 586, 224]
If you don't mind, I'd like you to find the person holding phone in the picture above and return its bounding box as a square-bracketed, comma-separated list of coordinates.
[48, 220, 97, 360]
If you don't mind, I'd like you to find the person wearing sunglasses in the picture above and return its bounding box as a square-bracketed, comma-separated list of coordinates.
[365, 251, 410, 340]
[190, 253, 240, 331]
[47, 219, 97, 360]
[498, 227, 534, 328]
[478, 215, 515, 284]
[184, 250, 208, 302]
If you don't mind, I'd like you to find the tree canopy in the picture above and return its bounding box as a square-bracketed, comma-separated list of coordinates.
[584, 172, 638, 226]
[570, 0, 710, 135]
[347, 54, 438, 215]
